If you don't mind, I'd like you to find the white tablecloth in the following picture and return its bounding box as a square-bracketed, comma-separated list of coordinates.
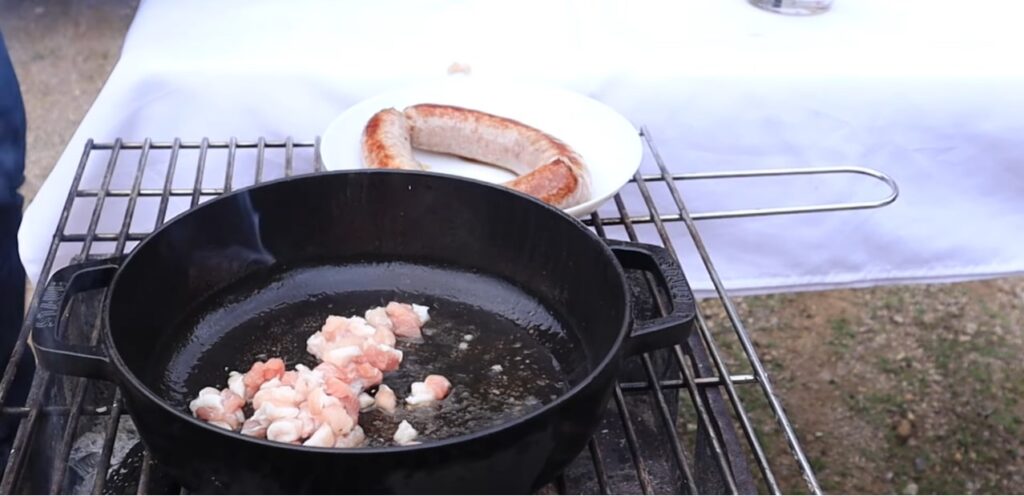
[19, 0, 1024, 295]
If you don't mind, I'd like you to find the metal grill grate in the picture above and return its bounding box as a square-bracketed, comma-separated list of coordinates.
[0, 130, 897, 494]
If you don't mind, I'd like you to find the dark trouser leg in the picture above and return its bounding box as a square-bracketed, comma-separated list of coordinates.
[0, 28, 31, 462]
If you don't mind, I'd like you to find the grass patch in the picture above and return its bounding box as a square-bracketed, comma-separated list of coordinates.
[828, 317, 855, 351]
[876, 356, 901, 376]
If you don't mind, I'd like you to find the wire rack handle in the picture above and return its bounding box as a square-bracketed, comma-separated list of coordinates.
[642, 166, 899, 221]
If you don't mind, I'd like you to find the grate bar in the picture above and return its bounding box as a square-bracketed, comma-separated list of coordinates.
[284, 137, 294, 177]
[136, 453, 153, 495]
[224, 137, 237, 193]
[61, 232, 148, 242]
[91, 394, 124, 495]
[72, 166, 898, 223]
[190, 138, 209, 208]
[80, 139, 121, 256]
[0, 405, 113, 417]
[48, 364, 99, 495]
[154, 138, 182, 228]
[612, 385, 654, 494]
[643, 128, 822, 494]
[0, 375, 49, 492]
[89, 140, 315, 150]
[672, 343, 742, 491]
[618, 375, 757, 392]
[73, 187, 293, 197]
[255, 137, 266, 183]
[641, 353, 700, 493]
[587, 439, 611, 495]
[314, 136, 324, 172]
[629, 164, 782, 493]
[114, 139, 151, 255]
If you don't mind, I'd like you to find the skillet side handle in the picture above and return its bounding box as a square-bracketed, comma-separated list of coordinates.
[607, 240, 697, 356]
[29, 258, 122, 381]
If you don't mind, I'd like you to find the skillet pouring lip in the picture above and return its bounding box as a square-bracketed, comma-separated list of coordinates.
[103, 168, 633, 454]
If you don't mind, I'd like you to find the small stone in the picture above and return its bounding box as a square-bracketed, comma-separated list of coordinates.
[914, 457, 927, 472]
[965, 323, 978, 334]
[685, 423, 698, 433]
[903, 482, 919, 495]
[966, 480, 980, 494]
[896, 419, 913, 441]
[906, 411, 915, 421]
[885, 471, 894, 481]
[954, 451, 963, 463]
[814, 431, 823, 439]
[891, 314, 905, 324]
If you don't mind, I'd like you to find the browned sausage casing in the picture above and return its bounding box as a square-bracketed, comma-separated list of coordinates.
[362, 104, 590, 208]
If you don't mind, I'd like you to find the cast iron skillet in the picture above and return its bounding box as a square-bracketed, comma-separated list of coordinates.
[30, 170, 695, 494]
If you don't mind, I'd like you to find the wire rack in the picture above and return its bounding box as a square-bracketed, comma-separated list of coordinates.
[0, 129, 897, 494]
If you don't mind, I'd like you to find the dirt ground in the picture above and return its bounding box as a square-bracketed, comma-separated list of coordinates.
[702, 280, 1024, 494]
[0, 0, 139, 203]
[3, 1, 1023, 494]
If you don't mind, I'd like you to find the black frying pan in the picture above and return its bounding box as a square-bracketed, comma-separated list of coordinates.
[31, 170, 695, 494]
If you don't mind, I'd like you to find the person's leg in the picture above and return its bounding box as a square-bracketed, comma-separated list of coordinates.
[0, 28, 30, 457]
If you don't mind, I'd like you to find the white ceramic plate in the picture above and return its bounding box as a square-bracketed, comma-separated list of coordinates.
[319, 77, 642, 218]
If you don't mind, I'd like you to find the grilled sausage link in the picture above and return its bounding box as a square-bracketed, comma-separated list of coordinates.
[362, 104, 590, 208]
